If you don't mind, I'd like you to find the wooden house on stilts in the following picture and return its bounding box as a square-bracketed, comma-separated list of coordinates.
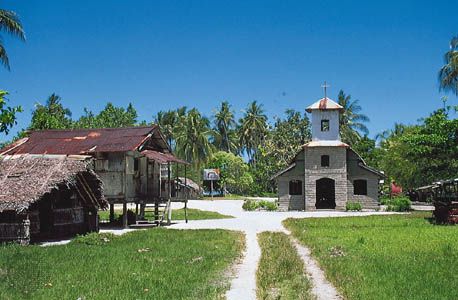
[0, 126, 190, 228]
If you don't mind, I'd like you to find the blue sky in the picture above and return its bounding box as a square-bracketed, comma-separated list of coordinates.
[1, 0, 457, 142]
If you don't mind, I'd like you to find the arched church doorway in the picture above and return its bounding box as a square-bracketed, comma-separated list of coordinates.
[316, 178, 336, 209]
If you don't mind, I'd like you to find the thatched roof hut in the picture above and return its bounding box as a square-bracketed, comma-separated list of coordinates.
[0, 155, 107, 213]
[0, 155, 107, 244]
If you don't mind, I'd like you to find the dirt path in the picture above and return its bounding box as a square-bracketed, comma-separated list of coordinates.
[170, 200, 397, 300]
[290, 236, 343, 300]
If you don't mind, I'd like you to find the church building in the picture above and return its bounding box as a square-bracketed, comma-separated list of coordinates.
[272, 95, 383, 211]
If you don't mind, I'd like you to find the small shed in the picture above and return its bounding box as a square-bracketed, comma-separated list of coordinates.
[0, 155, 107, 244]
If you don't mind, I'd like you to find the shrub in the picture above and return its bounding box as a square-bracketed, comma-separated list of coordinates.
[386, 196, 411, 212]
[242, 199, 278, 211]
[242, 199, 258, 211]
[379, 196, 390, 205]
[346, 202, 362, 211]
[260, 200, 278, 211]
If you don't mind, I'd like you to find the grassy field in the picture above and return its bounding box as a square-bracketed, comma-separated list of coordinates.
[284, 212, 458, 300]
[98, 208, 233, 222]
[257, 232, 313, 300]
[0, 229, 244, 300]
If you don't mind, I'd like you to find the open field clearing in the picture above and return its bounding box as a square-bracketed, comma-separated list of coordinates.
[0, 229, 243, 300]
[257, 232, 313, 300]
[284, 212, 458, 300]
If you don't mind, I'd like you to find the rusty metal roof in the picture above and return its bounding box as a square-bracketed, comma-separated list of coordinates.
[0, 126, 159, 155]
[303, 140, 349, 147]
[306, 97, 343, 112]
[141, 150, 190, 165]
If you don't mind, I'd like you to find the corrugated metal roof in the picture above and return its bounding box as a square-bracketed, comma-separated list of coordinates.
[141, 150, 190, 165]
[0, 126, 158, 155]
[306, 97, 343, 112]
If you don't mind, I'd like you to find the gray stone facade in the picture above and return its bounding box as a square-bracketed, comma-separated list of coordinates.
[273, 96, 383, 211]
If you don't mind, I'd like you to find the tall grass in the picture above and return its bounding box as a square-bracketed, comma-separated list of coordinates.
[257, 232, 313, 300]
[0, 229, 244, 300]
[284, 213, 458, 300]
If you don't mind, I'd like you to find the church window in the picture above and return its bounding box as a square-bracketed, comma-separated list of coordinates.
[321, 155, 330, 167]
[289, 180, 302, 195]
[321, 119, 330, 131]
[354, 180, 368, 195]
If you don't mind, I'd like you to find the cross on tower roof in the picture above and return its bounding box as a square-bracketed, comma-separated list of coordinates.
[321, 81, 330, 98]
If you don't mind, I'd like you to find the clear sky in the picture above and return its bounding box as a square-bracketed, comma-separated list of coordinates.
[1, 0, 457, 143]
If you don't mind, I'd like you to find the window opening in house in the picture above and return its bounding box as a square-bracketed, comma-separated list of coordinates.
[321, 119, 330, 131]
[321, 155, 330, 167]
[354, 179, 368, 195]
[289, 180, 302, 195]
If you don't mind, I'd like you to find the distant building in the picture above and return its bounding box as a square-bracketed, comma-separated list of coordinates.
[272, 97, 384, 211]
[0, 126, 190, 227]
[0, 155, 106, 244]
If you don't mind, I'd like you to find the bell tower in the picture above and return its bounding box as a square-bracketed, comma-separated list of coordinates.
[306, 83, 343, 141]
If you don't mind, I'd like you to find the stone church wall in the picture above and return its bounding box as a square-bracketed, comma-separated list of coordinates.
[304, 146, 348, 210]
[347, 150, 380, 209]
[277, 158, 305, 211]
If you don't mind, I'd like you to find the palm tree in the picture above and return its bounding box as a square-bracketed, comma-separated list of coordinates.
[439, 36, 458, 95]
[154, 107, 187, 149]
[337, 90, 370, 145]
[238, 101, 268, 164]
[174, 108, 214, 166]
[0, 8, 25, 70]
[213, 101, 237, 152]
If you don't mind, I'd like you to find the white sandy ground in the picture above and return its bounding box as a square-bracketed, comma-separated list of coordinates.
[169, 200, 401, 300]
[40, 200, 411, 299]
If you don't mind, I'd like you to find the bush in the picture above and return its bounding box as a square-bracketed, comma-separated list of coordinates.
[386, 196, 411, 212]
[242, 199, 278, 211]
[346, 202, 362, 211]
[259, 200, 278, 211]
[379, 196, 390, 205]
[242, 199, 258, 211]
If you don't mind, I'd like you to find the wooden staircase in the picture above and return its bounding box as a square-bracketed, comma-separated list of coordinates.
[131, 199, 171, 228]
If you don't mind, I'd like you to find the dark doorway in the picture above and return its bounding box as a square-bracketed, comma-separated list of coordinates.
[316, 178, 336, 209]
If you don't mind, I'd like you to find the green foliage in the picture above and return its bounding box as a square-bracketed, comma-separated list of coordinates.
[174, 108, 214, 169]
[285, 213, 458, 300]
[257, 232, 313, 300]
[74, 102, 137, 128]
[439, 36, 458, 95]
[212, 101, 239, 153]
[338, 90, 370, 145]
[29, 94, 73, 130]
[154, 107, 187, 149]
[0, 90, 22, 135]
[238, 101, 268, 164]
[242, 199, 277, 211]
[250, 109, 311, 194]
[345, 201, 362, 211]
[206, 151, 253, 195]
[0, 8, 25, 70]
[379, 107, 458, 188]
[385, 196, 411, 212]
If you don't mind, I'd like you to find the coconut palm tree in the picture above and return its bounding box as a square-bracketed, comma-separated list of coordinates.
[154, 107, 187, 149]
[337, 90, 370, 145]
[238, 101, 268, 164]
[213, 101, 237, 152]
[174, 108, 214, 166]
[439, 36, 458, 95]
[0, 8, 25, 70]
